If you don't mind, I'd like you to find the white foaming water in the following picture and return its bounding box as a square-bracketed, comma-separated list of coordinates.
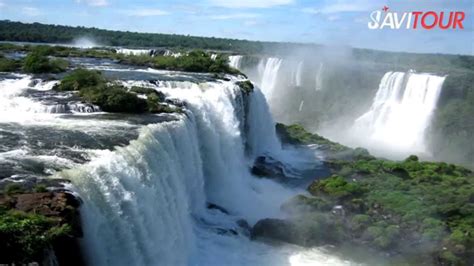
[0, 75, 50, 119]
[352, 71, 445, 155]
[59, 77, 354, 266]
[229, 55, 243, 69]
[164, 50, 183, 57]
[0, 76, 101, 119]
[116, 48, 151, 56]
[259, 57, 282, 97]
[0, 75, 35, 108]
[43, 102, 101, 114]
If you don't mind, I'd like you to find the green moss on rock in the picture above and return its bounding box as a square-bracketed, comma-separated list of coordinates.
[236, 80, 254, 94]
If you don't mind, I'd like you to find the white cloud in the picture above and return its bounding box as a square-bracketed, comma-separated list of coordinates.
[76, 0, 108, 7]
[122, 8, 169, 17]
[303, 0, 377, 14]
[243, 20, 259, 26]
[210, 13, 260, 20]
[22, 7, 42, 16]
[0, 1, 4, 8]
[209, 0, 293, 8]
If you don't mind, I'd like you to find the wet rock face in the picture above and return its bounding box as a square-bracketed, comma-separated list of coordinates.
[2, 192, 81, 224]
[206, 202, 230, 214]
[251, 156, 287, 178]
[250, 218, 302, 245]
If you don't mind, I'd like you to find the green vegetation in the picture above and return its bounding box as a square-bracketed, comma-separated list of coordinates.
[54, 68, 105, 91]
[119, 50, 240, 74]
[0, 209, 72, 263]
[353, 48, 474, 73]
[236, 80, 254, 94]
[79, 84, 147, 113]
[0, 54, 21, 72]
[429, 73, 474, 169]
[22, 47, 68, 73]
[4, 183, 24, 195]
[0, 43, 241, 74]
[275, 123, 356, 153]
[0, 43, 120, 62]
[53, 69, 179, 113]
[33, 184, 48, 193]
[278, 123, 474, 265]
[0, 20, 274, 53]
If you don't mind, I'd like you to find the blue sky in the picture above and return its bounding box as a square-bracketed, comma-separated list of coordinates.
[0, 0, 472, 55]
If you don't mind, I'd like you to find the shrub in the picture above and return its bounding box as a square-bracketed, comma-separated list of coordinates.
[351, 214, 371, 231]
[405, 155, 419, 162]
[80, 84, 147, 113]
[4, 183, 24, 195]
[33, 184, 48, 193]
[309, 175, 364, 199]
[367, 224, 400, 249]
[53, 68, 105, 91]
[421, 218, 445, 240]
[23, 49, 68, 73]
[119, 50, 237, 74]
[0, 210, 72, 263]
[54, 70, 177, 113]
[0, 55, 20, 72]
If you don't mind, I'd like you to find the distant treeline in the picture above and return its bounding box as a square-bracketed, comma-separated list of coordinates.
[353, 48, 474, 74]
[0, 20, 309, 53]
[1, 20, 473, 69]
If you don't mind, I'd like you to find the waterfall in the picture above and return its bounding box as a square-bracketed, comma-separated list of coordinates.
[60, 79, 314, 265]
[299, 100, 304, 112]
[259, 57, 282, 97]
[353, 71, 445, 154]
[315, 62, 324, 91]
[295, 61, 303, 87]
[246, 88, 281, 157]
[229, 55, 243, 69]
[63, 120, 203, 265]
[0, 69, 354, 265]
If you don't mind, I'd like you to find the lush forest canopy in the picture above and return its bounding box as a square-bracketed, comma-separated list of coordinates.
[0, 20, 293, 53]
